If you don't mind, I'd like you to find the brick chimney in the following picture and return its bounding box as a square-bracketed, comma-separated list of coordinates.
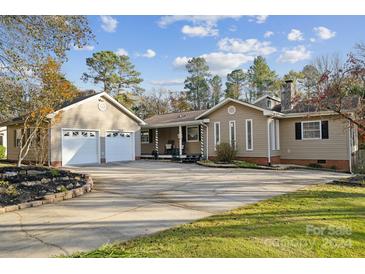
[281, 80, 295, 112]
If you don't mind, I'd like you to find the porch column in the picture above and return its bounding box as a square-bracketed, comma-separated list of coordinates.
[155, 128, 159, 152]
[178, 125, 182, 157]
[200, 125, 205, 159]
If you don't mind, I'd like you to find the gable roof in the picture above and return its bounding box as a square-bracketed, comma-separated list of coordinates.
[253, 94, 281, 104]
[0, 92, 146, 127]
[195, 98, 272, 120]
[145, 110, 206, 126]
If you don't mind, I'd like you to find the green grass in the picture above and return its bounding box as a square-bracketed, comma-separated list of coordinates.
[71, 184, 365, 258]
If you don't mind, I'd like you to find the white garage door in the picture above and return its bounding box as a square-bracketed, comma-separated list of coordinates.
[62, 129, 99, 166]
[105, 131, 134, 162]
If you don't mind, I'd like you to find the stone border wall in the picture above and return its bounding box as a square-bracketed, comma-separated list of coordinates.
[0, 175, 93, 214]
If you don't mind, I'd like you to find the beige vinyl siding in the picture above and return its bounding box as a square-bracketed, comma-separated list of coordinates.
[280, 116, 349, 160]
[50, 95, 140, 163]
[6, 124, 47, 162]
[206, 101, 269, 158]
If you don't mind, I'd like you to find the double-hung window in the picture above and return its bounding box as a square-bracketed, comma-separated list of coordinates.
[141, 130, 150, 144]
[187, 126, 199, 142]
[229, 120, 236, 149]
[302, 121, 321, 139]
[245, 119, 253, 151]
[214, 122, 220, 149]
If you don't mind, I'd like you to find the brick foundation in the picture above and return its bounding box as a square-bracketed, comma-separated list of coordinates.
[280, 159, 350, 172]
[51, 161, 62, 167]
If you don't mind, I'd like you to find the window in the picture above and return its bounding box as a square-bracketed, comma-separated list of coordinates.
[15, 129, 22, 147]
[141, 130, 149, 143]
[187, 126, 199, 142]
[302, 121, 321, 139]
[0, 134, 3, 146]
[267, 100, 272, 109]
[245, 119, 253, 151]
[229, 121, 236, 149]
[214, 122, 220, 149]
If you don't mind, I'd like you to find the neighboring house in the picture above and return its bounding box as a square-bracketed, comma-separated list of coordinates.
[0, 126, 7, 157]
[141, 80, 359, 172]
[0, 92, 145, 166]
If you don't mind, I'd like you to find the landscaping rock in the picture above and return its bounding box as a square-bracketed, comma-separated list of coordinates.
[66, 183, 74, 190]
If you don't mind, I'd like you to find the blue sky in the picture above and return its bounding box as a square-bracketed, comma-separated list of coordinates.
[62, 15, 365, 94]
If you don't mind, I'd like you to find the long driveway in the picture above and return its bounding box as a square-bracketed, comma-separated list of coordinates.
[0, 160, 348, 257]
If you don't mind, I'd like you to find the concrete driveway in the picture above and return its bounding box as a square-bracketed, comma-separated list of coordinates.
[0, 160, 348, 257]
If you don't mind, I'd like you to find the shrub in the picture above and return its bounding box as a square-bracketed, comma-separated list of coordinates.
[50, 169, 60, 176]
[216, 143, 236, 163]
[0, 145, 5, 159]
[308, 163, 322, 169]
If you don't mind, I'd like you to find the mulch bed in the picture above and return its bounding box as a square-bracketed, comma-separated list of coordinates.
[330, 176, 365, 187]
[0, 166, 88, 207]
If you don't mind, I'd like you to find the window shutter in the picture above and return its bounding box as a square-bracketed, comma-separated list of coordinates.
[14, 129, 17, 146]
[182, 126, 186, 143]
[198, 125, 201, 141]
[321, 121, 329, 139]
[149, 129, 153, 143]
[295, 123, 302, 140]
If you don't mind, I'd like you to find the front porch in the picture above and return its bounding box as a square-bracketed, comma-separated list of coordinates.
[141, 121, 208, 162]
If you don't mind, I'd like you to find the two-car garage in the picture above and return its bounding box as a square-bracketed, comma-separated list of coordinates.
[61, 129, 135, 166]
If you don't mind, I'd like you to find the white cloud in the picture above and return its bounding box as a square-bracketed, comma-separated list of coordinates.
[150, 79, 185, 86]
[73, 45, 95, 51]
[264, 31, 274, 38]
[218, 38, 276, 56]
[287, 29, 304, 41]
[181, 25, 218, 37]
[310, 37, 316, 43]
[229, 25, 237, 32]
[248, 15, 268, 24]
[173, 52, 253, 76]
[158, 16, 241, 28]
[115, 48, 128, 56]
[277, 45, 311, 64]
[100, 16, 118, 32]
[137, 49, 156, 58]
[313, 26, 336, 40]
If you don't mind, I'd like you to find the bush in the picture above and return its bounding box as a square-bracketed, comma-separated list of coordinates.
[216, 143, 236, 163]
[0, 145, 5, 159]
[307, 163, 322, 169]
[233, 160, 258, 168]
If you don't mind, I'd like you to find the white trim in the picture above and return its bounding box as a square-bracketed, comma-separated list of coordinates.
[48, 92, 146, 125]
[245, 119, 253, 151]
[213, 121, 220, 150]
[229, 120, 236, 149]
[195, 98, 269, 120]
[301, 120, 322, 140]
[61, 128, 101, 166]
[283, 111, 338, 118]
[201, 123, 209, 159]
[140, 129, 150, 144]
[348, 121, 353, 174]
[186, 125, 199, 142]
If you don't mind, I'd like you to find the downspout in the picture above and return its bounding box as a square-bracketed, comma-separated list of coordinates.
[267, 118, 271, 166]
[348, 121, 352, 174]
[201, 123, 209, 159]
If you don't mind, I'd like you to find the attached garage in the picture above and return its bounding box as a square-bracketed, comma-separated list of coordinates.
[62, 129, 100, 166]
[105, 131, 134, 162]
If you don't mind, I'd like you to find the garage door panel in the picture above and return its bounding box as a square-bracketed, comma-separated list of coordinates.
[62, 130, 99, 166]
[105, 131, 134, 162]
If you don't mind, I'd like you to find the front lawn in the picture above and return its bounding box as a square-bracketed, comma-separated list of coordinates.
[71, 184, 365, 258]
